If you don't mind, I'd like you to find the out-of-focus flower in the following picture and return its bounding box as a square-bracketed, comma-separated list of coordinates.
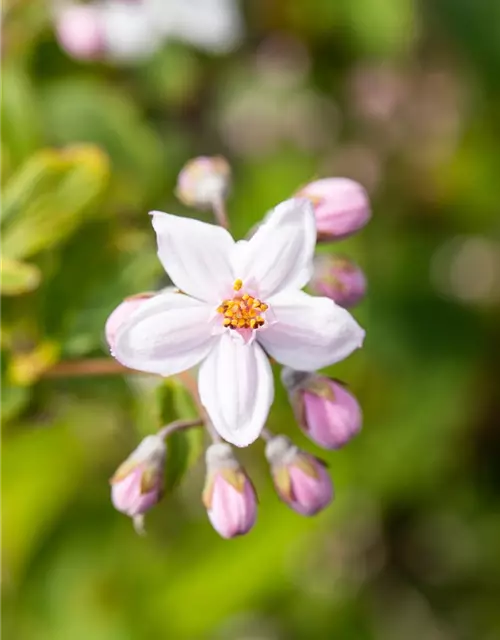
[282, 368, 362, 450]
[296, 178, 371, 241]
[55, 4, 105, 61]
[110, 434, 166, 531]
[265, 435, 333, 516]
[100, 0, 162, 61]
[111, 199, 364, 447]
[431, 236, 500, 306]
[310, 255, 367, 308]
[105, 292, 156, 351]
[150, 0, 243, 54]
[176, 156, 231, 210]
[202, 443, 257, 538]
[55, 0, 243, 63]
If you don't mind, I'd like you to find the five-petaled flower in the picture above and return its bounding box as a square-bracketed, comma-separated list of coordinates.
[110, 198, 365, 446]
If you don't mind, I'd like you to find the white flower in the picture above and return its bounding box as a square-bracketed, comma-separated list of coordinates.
[112, 199, 365, 447]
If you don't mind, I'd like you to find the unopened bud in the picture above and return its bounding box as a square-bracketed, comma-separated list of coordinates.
[310, 255, 367, 308]
[296, 177, 371, 241]
[202, 443, 257, 539]
[105, 292, 156, 351]
[265, 436, 333, 516]
[55, 5, 105, 61]
[282, 368, 362, 450]
[110, 434, 166, 532]
[176, 156, 231, 210]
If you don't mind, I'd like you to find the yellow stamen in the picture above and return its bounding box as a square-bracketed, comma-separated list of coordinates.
[216, 283, 269, 332]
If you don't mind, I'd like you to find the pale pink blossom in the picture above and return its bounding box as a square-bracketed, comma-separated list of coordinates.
[202, 443, 256, 538]
[111, 198, 365, 446]
[265, 435, 333, 516]
[296, 178, 371, 241]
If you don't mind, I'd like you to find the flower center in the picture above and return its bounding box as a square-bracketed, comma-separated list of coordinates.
[217, 279, 268, 330]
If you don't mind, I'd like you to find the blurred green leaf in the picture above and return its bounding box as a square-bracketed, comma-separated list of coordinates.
[157, 379, 204, 493]
[8, 340, 60, 386]
[0, 382, 30, 423]
[1, 256, 41, 295]
[1, 421, 88, 584]
[1, 145, 109, 260]
[40, 78, 166, 207]
[0, 65, 42, 171]
[342, 0, 416, 56]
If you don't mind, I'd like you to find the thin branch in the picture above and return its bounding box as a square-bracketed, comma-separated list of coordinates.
[41, 359, 215, 440]
[42, 358, 137, 378]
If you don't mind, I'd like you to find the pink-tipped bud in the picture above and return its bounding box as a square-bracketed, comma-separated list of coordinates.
[110, 434, 166, 532]
[105, 292, 155, 351]
[281, 368, 362, 450]
[295, 177, 371, 241]
[176, 156, 231, 210]
[202, 443, 257, 539]
[310, 254, 367, 308]
[55, 5, 105, 61]
[265, 435, 333, 516]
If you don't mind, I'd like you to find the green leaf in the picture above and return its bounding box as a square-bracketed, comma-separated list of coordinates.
[1, 420, 88, 583]
[1, 145, 110, 260]
[40, 78, 166, 207]
[0, 256, 41, 295]
[0, 65, 42, 172]
[156, 379, 204, 493]
[0, 382, 30, 423]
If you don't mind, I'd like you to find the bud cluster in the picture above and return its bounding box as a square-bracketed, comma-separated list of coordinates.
[105, 157, 368, 539]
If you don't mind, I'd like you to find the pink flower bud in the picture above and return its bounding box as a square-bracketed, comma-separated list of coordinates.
[296, 177, 371, 241]
[202, 443, 257, 539]
[105, 292, 155, 351]
[282, 368, 362, 449]
[55, 5, 105, 61]
[110, 434, 166, 531]
[265, 436, 333, 516]
[310, 254, 367, 308]
[176, 156, 231, 210]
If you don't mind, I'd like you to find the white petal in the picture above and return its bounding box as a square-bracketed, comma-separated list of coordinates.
[198, 333, 274, 447]
[258, 290, 365, 371]
[113, 291, 216, 376]
[151, 211, 235, 302]
[231, 198, 316, 298]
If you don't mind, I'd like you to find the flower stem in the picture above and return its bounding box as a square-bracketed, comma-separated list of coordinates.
[212, 196, 229, 230]
[158, 418, 204, 440]
[260, 427, 274, 442]
[206, 420, 222, 443]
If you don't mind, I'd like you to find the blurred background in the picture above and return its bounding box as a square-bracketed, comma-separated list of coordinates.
[2, 1, 500, 638]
